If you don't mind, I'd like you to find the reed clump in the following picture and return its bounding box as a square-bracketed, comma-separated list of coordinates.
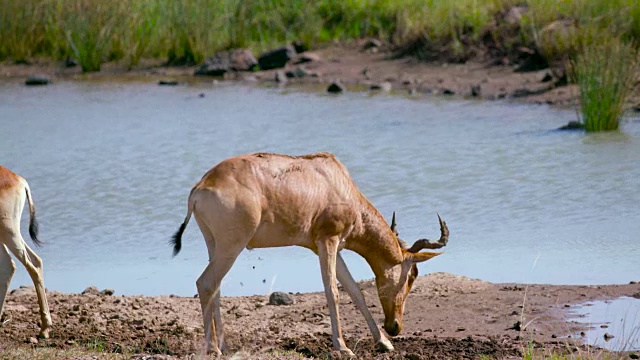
[0, 0, 639, 74]
[569, 37, 639, 132]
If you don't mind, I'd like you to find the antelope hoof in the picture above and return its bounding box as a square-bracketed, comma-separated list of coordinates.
[207, 348, 222, 358]
[38, 328, 50, 339]
[376, 338, 394, 352]
[205, 343, 222, 357]
[340, 348, 356, 358]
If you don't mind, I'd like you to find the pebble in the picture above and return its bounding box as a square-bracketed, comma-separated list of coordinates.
[268, 291, 295, 306]
[82, 286, 100, 295]
[25, 75, 50, 86]
[99, 289, 115, 296]
[327, 81, 345, 94]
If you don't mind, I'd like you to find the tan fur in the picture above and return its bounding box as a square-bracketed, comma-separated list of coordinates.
[174, 152, 445, 355]
[0, 166, 51, 338]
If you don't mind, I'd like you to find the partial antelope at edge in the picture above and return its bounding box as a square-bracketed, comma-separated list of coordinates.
[0, 166, 52, 339]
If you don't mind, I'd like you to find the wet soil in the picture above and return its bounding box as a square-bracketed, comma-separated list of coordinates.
[0, 42, 586, 108]
[1, 273, 639, 359]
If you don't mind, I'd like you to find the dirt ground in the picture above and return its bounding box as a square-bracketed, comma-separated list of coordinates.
[1, 272, 639, 359]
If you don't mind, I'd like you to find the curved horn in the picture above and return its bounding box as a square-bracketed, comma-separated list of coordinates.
[390, 211, 398, 236]
[407, 214, 449, 253]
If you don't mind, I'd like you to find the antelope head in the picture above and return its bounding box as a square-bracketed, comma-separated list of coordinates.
[377, 214, 449, 336]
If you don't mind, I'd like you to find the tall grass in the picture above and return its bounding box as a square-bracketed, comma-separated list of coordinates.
[0, 0, 639, 72]
[522, 0, 640, 64]
[570, 37, 639, 132]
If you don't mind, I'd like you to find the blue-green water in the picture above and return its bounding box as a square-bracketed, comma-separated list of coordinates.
[1, 80, 639, 297]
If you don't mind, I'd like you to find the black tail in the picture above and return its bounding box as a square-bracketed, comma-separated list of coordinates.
[171, 188, 195, 257]
[25, 184, 43, 247]
[29, 214, 41, 247]
[170, 222, 187, 257]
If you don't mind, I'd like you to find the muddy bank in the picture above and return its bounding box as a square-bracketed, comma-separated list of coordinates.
[0, 42, 584, 108]
[1, 273, 639, 359]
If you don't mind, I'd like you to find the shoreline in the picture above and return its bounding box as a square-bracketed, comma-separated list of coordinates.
[2, 272, 639, 359]
[1, 43, 584, 109]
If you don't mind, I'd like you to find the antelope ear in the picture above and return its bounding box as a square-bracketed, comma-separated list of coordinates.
[410, 251, 442, 263]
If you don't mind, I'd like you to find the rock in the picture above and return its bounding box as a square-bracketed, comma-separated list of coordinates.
[504, 6, 527, 25]
[27, 336, 38, 344]
[471, 84, 481, 97]
[361, 67, 370, 79]
[258, 45, 296, 70]
[288, 52, 321, 65]
[285, 67, 308, 79]
[292, 41, 307, 54]
[10, 285, 36, 296]
[25, 75, 50, 86]
[327, 81, 345, 94]
[195, 49, 258, 76]
[64, 57, 78, 68]
[362, 38, 382, 50]
[541, 72, 553, 83]
[82, 286, 100, 295]
[158, 80, 179, 86]
[508, 321, 522, 331]
[631, 292, 640, 299]
[558, 121, 584, 131]
[512, 88, 537, 98]
[515, 50, 549, 72]
[442, 88, 455, 95]
[268, 291, 295, 306]
[99, 288, 115, 296]
[275, 70, 288, 84]
[370, 82, 392, 92]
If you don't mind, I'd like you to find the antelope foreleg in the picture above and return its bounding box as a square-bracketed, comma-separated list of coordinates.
[336, 254, 393, 351]
[316, 236, 355, 357]
[5, 235, 51, 338]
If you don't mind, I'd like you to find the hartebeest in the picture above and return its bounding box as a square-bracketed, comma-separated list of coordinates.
[171, 152, 448, 356]
[0, 166, 52, 338]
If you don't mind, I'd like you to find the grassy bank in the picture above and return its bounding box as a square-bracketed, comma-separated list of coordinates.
[1, 0, 639, 69]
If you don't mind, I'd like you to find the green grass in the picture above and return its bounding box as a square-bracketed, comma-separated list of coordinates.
[570, 37, 639, 132]
[0, 0, 639, 73]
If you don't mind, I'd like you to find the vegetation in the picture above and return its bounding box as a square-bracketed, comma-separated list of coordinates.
[1, 0, 639, 67]
[570, 37, 639, 132]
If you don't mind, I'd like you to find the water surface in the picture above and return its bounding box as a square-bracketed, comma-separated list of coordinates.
[1, 80, 639, 297]
[569, 297, 640, 350]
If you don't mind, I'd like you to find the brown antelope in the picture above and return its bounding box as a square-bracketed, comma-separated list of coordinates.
[0, 166, 52, 338]
[171, 152, 448, 356]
